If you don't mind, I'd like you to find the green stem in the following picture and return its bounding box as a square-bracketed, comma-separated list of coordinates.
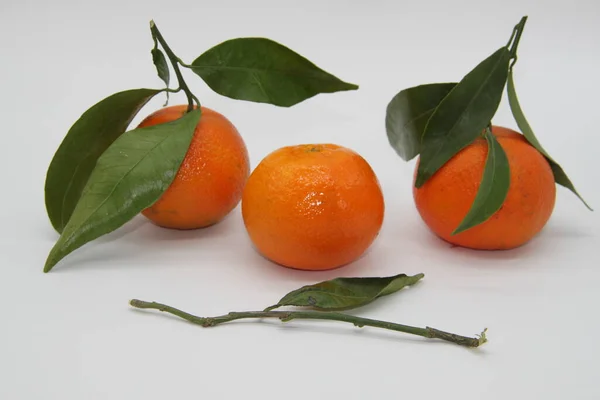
[508, 16, 528, 66]
[505, 25, 517, 48]
[130, 299, 487, 348]
[150, 20, 199, 112]
[177, 57, 193, 69]
[483, 123, 493, 137]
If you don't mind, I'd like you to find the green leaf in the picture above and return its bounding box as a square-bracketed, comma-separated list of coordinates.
[452, 129, 510, 235]
[264, 273, 424, 312]
[151, 48, 170, 88]
[151, 48, 170, 106]
[43, 109, 201, 272]
[415, 47, 511, 188]
[385, 83, 456, 161]
[189, 37, 358, 107]
[507, 70, 592, 211]
[44, 88, 162, 233]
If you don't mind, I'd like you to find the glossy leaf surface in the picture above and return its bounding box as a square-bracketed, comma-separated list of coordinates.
[416, 47, 511, 187]
[44, 109, 201, 272]
[190, 38, 358, 107]
[453, 130, 510, 235]
[45, 89, 161, 233]
[385, 83, 456, 161]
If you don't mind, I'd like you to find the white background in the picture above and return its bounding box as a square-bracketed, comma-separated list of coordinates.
[1, 0, 599, 398]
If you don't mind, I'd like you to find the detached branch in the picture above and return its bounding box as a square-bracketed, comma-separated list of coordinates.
[130, 299, 487, 348]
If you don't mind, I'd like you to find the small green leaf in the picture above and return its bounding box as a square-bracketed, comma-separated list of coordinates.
[45, 88, 162, 233]
[151, 48, 170, 106]
[452, 129, 510, 235]
[44, 109, 201, 272]
[507, 70, 592, 211]
[264, 273, 424, 311]
[416, 47, 511, 188]
[151, 48, 170, 88]
[189, 37, 358, 107]
[385, 83, 456, 161]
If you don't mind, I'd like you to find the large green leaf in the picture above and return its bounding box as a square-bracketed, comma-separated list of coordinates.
[415, 47, 511, 188]
[189, 38, 358, 107]
[45, 88, 162, 233]
[44, 109, 201, 272]
[452, 130, 510, 235]
[507, 70, 592, 211]
[385, 83, 456, 161]
[264, 273, 424, 311]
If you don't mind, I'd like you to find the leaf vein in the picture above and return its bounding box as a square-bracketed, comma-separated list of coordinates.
[423, 51, 508, 174]
[61, 133, 174, 248]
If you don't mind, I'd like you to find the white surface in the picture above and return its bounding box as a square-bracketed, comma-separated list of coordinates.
[1, 0, 599, 398]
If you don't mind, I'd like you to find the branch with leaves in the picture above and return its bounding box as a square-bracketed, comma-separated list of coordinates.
[130, 273, 488, 348]
[385, 15, 591, 237]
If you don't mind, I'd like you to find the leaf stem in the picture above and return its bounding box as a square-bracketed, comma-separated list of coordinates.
[150, 20, 200, 112]
[176, 57, 193, 69]
[129, 299, 488, 348]
[484, 123, 493, 137]
[508, 16, 528, 66]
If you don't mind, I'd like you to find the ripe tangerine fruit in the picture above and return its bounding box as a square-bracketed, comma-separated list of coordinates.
[138, 105, 250, 230]
[241, 144, 385, 271]
[413, 125, 556, 250]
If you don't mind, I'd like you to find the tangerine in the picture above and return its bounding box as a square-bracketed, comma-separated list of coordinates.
[138, 105, 250, 229]
[413, 126, 556, 250]
[242, 144, 385, 271]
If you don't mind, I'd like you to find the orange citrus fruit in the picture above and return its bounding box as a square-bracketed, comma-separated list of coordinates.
[138, 105, 250, 229]
[413, 125, 556, 250]
[242, 144, 385, 271]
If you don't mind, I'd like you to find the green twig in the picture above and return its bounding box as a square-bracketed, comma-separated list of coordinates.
[505, 25, 518, 48]
[150, 20, 200, 112]
[130, 299, 488, 348]
[508, 16, 528, 67]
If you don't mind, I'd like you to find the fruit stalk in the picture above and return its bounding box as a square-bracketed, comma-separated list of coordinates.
[130, 299, 487, 348]
[149, 20, 199, 112]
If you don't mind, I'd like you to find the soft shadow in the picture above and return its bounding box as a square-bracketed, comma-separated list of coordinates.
[45, 212, 240, 274]
[133, 211, 238, 243]
[44, 245, 147, 274]
[245, 245, 383, 285]
[94, 216, 147, 243]
[386, 212, 579, 268]
[409, 224, 548, 266]
[448, 237, 541, 262]
[39, 214, 147, 248]
[540, 221, 594, 240]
